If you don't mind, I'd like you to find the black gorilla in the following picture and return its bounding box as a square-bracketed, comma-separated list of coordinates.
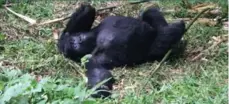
[58, 4, 185, 98]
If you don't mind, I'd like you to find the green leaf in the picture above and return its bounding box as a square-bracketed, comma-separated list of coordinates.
[0, 81, 31, 103]
[0, 81, 5, 91]
[55, 84, 69, 91]
[17, 96, 30, 104]
[82, 100, 96, 104]
[43, 82, 57, 91]
[0, 32, 5, 41]
[37, 99, 47, 104]
[81, 54, 92, 66]
[3, 69, 22, 80]
[30, 77, 50, 93]
[74, 88, 86, 100]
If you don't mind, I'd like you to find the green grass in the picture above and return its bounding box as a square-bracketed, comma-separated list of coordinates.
[0, 0, 228, 103]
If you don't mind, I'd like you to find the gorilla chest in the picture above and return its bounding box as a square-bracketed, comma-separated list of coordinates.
[95, 19, 155, 64]
[96, 18, 155, 50]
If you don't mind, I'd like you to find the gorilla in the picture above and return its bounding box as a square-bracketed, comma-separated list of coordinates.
[57, 4, 185, 98]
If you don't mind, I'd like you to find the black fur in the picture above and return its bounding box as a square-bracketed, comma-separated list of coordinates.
[140, 8, 186, 60]
[57, 4, 185, 98]
[57, 4, 97, 61]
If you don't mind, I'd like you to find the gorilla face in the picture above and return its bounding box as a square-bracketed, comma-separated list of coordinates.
[58, 32, 96, 61]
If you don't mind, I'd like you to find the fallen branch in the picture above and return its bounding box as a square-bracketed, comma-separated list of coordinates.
[191, 35, 228, 61]
[4, 1, 149, 27]
[97, 0, 150, 11]
[163, 2, 219, 16]
[4, 5, 37, 25]
[168, 18, 217, 26]
[162, 8, 220, 17]
[185, 8, 211, 32]
[30, 15, 70, 27]
[31, 0, 150, 27]
[141, 49, 172, 89]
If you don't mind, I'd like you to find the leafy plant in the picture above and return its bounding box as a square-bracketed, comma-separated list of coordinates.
[0, 69, 98, 104]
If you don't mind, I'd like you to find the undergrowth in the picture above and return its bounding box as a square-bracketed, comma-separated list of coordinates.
[0, 0, 227, 104]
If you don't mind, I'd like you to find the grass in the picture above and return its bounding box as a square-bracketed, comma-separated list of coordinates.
[0, 0, 228, 103]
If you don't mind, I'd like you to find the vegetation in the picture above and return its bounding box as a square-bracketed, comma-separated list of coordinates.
[0, 0, 227, 103]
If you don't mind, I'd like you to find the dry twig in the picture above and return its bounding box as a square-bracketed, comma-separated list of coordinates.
[4, 1, 149, 27]
[31, 0, 150, 27]
[30, 16, 70, 27]
[4, 6, 37, 25]
[169, 18, 217, 26]
[162, 2, 220, 17]
[191, 35, 228, 61]
[185, 8, 212, 32]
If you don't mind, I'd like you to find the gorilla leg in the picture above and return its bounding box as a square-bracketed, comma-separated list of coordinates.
[148, 21, 186, 60]
[63, 3, 96, 33]
[85, 53, 115, 98]
[140, 7, 186, 61]
[139, 7, 168, 29]
[57, 4, 97, 61]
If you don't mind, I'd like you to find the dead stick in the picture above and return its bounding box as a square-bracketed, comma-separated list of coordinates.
[31, 0, 150, 27]
[4, 6, 37, 25]
[141, 49, 172, 90]
[168, 18, 217, 26]
[185, 8, 211, 32]
[191, 37, 227, 61]
[191, 40, 222, 61]
[30, 16, 70, 27]
[96, 0, 150, 11]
